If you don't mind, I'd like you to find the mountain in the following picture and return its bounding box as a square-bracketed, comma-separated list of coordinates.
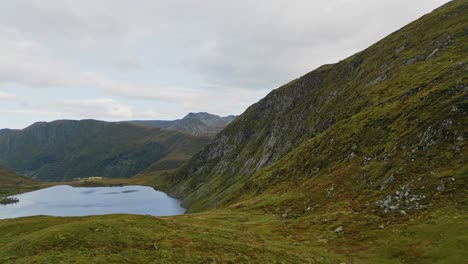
[0, 2, 466, 263]
[126, 120, 174, 129]
[153, 0, 467, 214]
[127, 112, 237, 135]
[0, 119, 210, 181]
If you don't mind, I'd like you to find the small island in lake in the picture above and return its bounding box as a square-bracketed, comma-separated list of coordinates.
[0, 197, 19, 205]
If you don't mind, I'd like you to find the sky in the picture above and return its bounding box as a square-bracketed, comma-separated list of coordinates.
[0, 0, 450, 129]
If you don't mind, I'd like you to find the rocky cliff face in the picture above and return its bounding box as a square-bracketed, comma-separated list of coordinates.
[158, 1, 467, 212]
[0, 120, 210, 181]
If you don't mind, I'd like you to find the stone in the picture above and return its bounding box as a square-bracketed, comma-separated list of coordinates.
[335, 226, 343, 233]
[426, 48, 439, 60]
[380, 175, 395, 191]
[436, 184, 445, 192]
[395, 46, 405, 54]
[405, 58, 417, 65]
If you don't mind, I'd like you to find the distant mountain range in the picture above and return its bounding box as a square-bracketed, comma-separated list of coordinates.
[0, 119, 211, 181]
[127, 112, 237, 135]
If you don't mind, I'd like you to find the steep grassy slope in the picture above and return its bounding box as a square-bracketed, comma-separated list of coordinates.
[0, 166, 39, 197]
[155, 0, 467, 212]
[0, 120, 210, 181]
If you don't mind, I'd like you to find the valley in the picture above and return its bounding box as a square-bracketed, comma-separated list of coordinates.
[0, 1, 467, 263]
[0, 118, 211, 182]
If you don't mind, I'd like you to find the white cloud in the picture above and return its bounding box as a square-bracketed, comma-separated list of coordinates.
[0, 0, 450, 90]
[0, 90, 30, 107]
[60, 98, 134, 119]
[0, 91, 17, 100]
[0, 95, 136, 123]
[108, 58, 143, 70]
[0, 109, 66, 117]
[0, 26, 98, 89]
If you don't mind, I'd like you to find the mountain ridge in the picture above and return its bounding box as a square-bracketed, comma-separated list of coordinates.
[127, 112, 237, 135]
[0, 119, 210, 181]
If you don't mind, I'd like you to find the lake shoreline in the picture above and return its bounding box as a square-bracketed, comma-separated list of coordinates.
[0, 185, 186, 220]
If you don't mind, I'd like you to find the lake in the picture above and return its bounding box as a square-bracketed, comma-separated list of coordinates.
[0, 185, 186, 219]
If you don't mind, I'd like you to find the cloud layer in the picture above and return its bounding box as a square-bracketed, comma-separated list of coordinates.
[0, 0, 450, 128]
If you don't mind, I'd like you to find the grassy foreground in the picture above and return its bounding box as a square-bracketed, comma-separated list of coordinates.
[1, 169, 467, 262]
[0, 207, 466, 264]
[1, 170, 465, 263]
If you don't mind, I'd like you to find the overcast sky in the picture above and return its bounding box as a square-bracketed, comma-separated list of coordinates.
[0, 0, 450, 129]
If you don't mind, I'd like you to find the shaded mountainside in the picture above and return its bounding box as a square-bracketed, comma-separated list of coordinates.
[128, 112, 237, 136]
[0, 166, 39, 197]
[0, 120, 210, 182]
[0, 166, 37, 186]
[156, 0, 468, 213]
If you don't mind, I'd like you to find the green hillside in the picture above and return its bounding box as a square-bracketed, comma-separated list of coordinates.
[0, 120, 210, 181]
[0, 166, 39, 197]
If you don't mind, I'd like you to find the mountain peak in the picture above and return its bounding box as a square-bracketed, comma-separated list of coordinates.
[128, 112, 237, 136]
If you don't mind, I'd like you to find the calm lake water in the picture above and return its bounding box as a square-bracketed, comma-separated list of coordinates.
[0, 185, 186, 219]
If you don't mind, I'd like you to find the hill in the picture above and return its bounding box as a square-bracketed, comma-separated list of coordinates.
[156, 0, 467, 213]
[0, 166, 39, 197]
[0, 120, 210, 181]
[128, 112, 237, 135]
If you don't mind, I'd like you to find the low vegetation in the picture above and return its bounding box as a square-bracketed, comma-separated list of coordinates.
[0, 208, 466, 263]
